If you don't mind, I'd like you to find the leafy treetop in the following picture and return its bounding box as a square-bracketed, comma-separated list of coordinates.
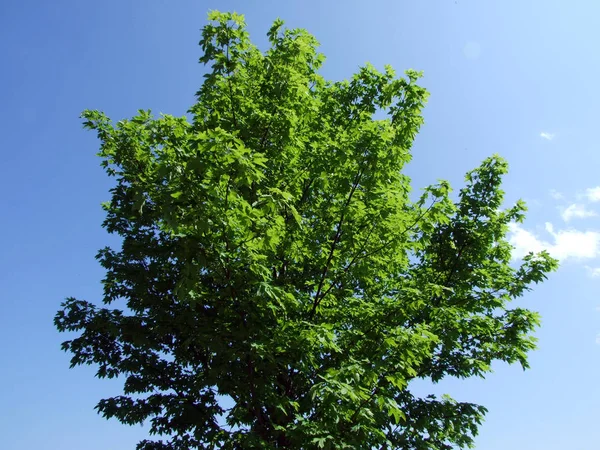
[55, 11, 557, 450]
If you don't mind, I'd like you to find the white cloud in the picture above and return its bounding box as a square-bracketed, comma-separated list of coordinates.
[586, 187, 600, 202]
[509, 222, 600, 260]
[596, 334, 600, 345]
[540, 132, 555, 141]
[561, 203, 597, 222]
[549, 189, 565, 201]
[508, 223, 548, 259]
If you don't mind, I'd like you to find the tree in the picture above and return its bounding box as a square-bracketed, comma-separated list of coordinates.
[55, 11, 557, 450]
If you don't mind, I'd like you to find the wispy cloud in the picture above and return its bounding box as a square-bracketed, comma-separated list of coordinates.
[540, 132, 555, 141]
[596, 334, 600, 345]
[561, 203, 597, 222]
[586, 266, 600, 278]
[549, 189, 565, 201]
[509, 222, 600, 260]
[586, 187, 600, 202]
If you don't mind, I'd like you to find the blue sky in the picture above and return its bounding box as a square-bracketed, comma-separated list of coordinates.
[2, 0, 599, 448]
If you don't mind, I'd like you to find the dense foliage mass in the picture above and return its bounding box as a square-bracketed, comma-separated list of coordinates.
[56, 11, 557, 449]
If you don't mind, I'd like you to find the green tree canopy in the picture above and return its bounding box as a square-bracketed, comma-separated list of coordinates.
[55, 11, 557, 449]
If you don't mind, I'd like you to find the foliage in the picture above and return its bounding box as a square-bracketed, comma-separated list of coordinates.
[55, 11, 557, 449]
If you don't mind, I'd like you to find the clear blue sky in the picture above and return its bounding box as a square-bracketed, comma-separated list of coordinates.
[2, 1, 599, 448]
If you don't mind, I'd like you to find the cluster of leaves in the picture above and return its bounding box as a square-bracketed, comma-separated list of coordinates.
[55, 11, 557, 449]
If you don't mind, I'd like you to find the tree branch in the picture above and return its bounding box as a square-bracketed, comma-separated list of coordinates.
[309, 166, 364, 318]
